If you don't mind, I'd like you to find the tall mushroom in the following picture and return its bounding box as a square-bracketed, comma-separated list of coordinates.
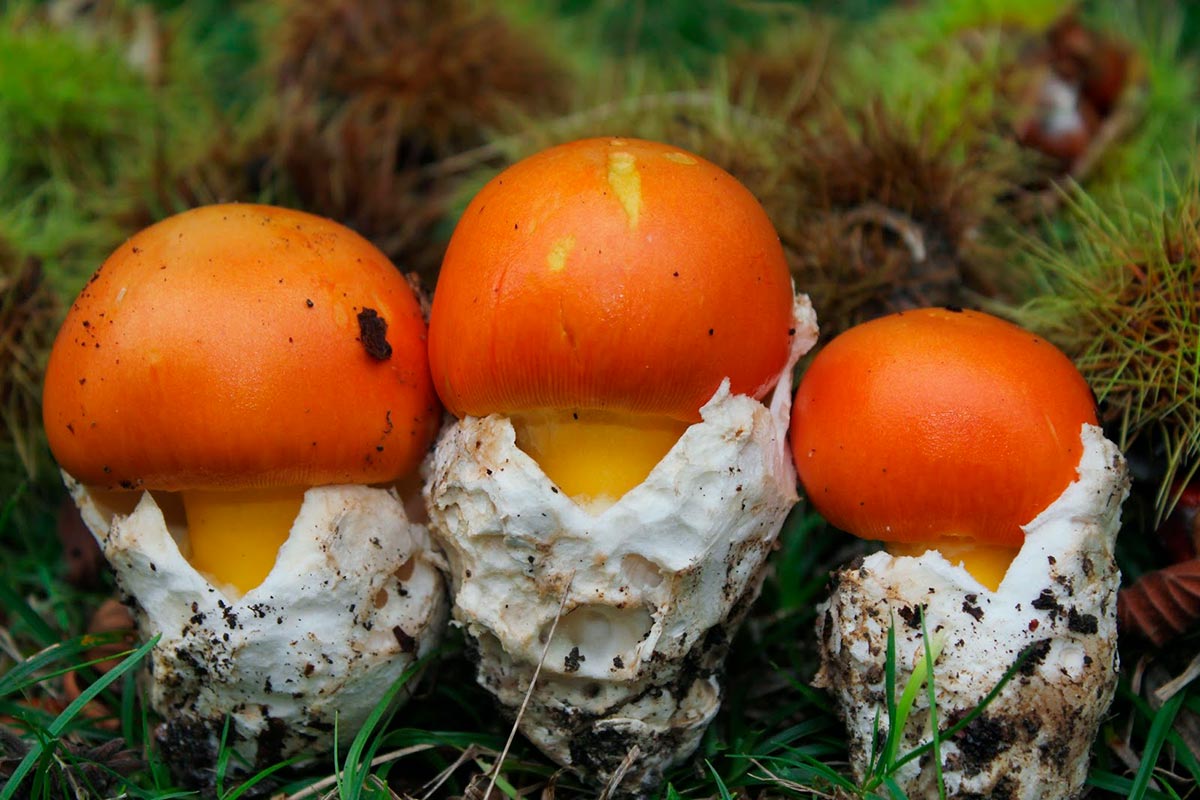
[792, 307, 1128, 798]
[42, 204, 447, 781]
[425, 136, 817, 792]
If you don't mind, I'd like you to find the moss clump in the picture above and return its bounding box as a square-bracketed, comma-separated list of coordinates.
[0, 5, 160, 299]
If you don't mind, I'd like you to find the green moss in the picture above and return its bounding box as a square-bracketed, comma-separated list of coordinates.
[1082, 3, 1200, 202]
[834, 0, 1072, 140]
[542, 0, 775, 72]
[0, 10, 156, 191]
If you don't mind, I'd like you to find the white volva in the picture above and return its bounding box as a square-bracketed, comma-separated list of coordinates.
[425, 296, 817, 793]
[67, 480, 448, 783]
[816, 424, 1128, 799]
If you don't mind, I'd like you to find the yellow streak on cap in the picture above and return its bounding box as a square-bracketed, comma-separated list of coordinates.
[547, 235, 576, 273]
[606, 152, 642, 229]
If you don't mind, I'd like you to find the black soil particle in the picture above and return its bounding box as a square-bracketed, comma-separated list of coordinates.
[952, 714, 1015, 775]
[254, 715, 290, 769]
[357, 308, 392, 360]
[567, 720, 684, 796]
[897, 604, 924, 630]
[1066, 608, 1099, 634]
[392, 625, 416, 653]
[962, 594, 984, 621]
[564, 646, 585, 673]
[957, 774, 1019, 800]
[1031, 589, 1060, 614]
[1018, 638, 1053, 676]
[155, 717, 219, 790]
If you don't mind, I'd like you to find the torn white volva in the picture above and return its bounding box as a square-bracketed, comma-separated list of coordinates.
[67, 479, 448, 785]
[815, 424, 1128, 800]
[425, 295, 817, 794]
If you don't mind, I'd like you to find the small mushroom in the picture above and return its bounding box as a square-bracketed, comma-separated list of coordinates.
[41, 204, 448, 780]
[429, 136, 800, 508]
[43, 203, 442, 595]
[793, 307, 1128, 798]
[791, 307, 1098, 590]
[425, 137, 817, 792]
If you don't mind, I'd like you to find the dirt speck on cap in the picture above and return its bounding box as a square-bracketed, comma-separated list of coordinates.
[357, 308, 392, 360]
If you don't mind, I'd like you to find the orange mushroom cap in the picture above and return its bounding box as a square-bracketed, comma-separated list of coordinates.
[43, 204, 441, 492]
[428, 137, 796, 422]
[790, 307, 1098, 549]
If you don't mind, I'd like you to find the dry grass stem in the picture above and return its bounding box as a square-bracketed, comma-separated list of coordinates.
[284, 745, 437, 800]
[419, 743, 490, 800]
[482, 572, 576, 800]
[594, 745, 640, 800]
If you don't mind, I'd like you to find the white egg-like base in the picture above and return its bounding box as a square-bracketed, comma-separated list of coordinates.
[425, 297, 817, 794]
[67, 478, 449, 784]
[815, 424, 1128, 799]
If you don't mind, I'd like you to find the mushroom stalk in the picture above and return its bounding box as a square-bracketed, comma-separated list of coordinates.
[183, 487, 306, 595]
[511, 410, 689, 508]
[887, 540, 1020, 592]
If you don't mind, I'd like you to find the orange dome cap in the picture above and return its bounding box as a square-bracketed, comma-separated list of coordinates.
[428, 137, 796, 422]
[790, 307, 1098, 548]
[43, 204, 441, 491]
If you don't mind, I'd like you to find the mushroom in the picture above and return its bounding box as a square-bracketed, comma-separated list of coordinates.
[424, 137, 817, 792]
[41, 204, 448, 781]
[792, 307, 1128, 798]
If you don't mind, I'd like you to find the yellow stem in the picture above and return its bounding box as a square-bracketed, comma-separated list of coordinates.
[182, 487, 306, 595]
[511, 410, 689, 509]
[887, 540, 1020, 592]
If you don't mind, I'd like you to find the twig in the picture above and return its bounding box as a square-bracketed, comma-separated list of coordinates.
[1106, 730, 1162, 793]
[481, 572, 576, 800]
[420, 744, 487, 800]
[595, 745, 640, 800]
[0, 627, 22, 665]
[745, 759, 840, 799]
[843, 203, 927, 263]
[1154, 651, 1200, 704]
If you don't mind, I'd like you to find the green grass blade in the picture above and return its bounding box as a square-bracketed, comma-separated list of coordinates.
[706, 760, 734, 800]
[474, 758, 520, 798]
[0, 634, 158, 800]
[0, 632, 134, 697]
[337, 653, 432, 800]
[871, 612, 945, 786]
[893, 637, 1041, 772]
[881, 773, 911, 799]
[0, 579, 59, 645]
[919, 617, 945, 800]
[214, 715, 234, 796]
[221, 756, 302, 800]
[1087, 769, 1173, 800]
[1165, 728, 1200, 786]
[868, 616, 900, 782]
[1128, 689, 1186, 800]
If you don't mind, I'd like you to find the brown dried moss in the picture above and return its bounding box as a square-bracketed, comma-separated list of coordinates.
[774, 108, 1020, 339]
[268, 0, 573, 281]
[0, 238, 61, 489]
